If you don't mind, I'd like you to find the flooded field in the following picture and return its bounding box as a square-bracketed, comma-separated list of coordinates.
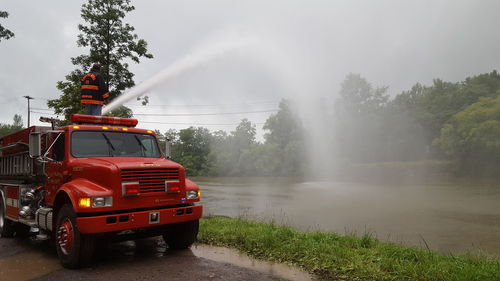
[197, 177, 500, 257]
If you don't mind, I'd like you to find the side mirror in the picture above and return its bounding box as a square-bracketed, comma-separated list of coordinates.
[165, 138, 172, 159]
[29, 133, 41, 158]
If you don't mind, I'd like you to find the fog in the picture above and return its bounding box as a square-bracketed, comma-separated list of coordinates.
[2, 1, 500, 132]
[1, 0, 500, 255]
[1, 1, 499, 176]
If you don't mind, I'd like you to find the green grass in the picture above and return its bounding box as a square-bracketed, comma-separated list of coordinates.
[198, 217, 500, 281]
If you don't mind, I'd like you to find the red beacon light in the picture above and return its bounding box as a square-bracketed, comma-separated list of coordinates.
[71, 114, 138, 127]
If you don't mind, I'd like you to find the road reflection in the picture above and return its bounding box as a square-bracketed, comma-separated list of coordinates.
[0, 236, 311, 281]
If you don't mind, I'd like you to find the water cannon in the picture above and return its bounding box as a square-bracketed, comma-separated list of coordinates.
[70, 114, 138, 127]
[39, 116, 63, 130]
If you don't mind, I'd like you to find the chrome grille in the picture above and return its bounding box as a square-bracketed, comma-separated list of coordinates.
[121, 168, 179, 193]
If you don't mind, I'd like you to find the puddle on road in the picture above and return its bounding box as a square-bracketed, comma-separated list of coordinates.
[0, 251, 61, 281]
[191, 244, 313, 281]
[0, 238, 313, 281]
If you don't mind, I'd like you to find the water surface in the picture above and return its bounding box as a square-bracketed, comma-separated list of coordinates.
[197, 177, 500, 256]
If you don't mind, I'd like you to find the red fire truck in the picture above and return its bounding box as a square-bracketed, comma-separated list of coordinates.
[0, 114, 202, 268]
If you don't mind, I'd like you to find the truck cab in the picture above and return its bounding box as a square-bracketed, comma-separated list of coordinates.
[0, 114, 202, 268]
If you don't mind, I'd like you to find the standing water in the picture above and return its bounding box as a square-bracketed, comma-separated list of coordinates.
[198, 177, 500, 257]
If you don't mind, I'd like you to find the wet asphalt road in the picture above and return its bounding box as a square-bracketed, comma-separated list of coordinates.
[0, 236, 305, 281]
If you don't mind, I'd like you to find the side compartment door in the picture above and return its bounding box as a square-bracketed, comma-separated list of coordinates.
[1, 185, 20, 220]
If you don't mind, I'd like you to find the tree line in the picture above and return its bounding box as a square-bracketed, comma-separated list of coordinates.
[0, 115, 23, 137]
[2, 71, 496, 177]
[160, 71, 500, 177]
[159, 99, 304, 177]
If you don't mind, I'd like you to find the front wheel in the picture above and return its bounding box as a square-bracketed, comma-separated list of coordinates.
[55, 204, 95, 269]
[163, 219, 199, 250]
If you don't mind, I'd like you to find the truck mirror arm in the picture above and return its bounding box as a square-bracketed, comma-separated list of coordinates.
[36, 156, 56, 163]
[38, 132, 63, 163]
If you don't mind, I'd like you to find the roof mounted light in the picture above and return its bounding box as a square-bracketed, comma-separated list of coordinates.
[71, 114, 138, 127]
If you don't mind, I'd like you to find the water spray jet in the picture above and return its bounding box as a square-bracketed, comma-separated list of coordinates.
[103, 35, 259, 114]
[102, 31, 337, 179]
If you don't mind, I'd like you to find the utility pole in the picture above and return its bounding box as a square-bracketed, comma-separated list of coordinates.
[23, 96, 34, 127]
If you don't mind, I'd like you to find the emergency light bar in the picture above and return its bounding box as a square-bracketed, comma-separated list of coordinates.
[71, 114, 138, 127]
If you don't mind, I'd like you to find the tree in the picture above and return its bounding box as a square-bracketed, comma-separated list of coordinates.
[238, 143, 282, 176]
[337, 73, 389, 115]
[0, 10, 14, 42]
[399, 71, 500, 148]
[264, 99, 303, 150]
[172, 127, 213, 176]
[231, 119, 256, 153]
[263, 99, 305, 175]
[48, 0, 153, 120]
[334, 74, 389, 163]
[0, 115, 23, 138]
[411, 79, 462, 143]
[435, 96, 500, 174]
[12, 114, 22, 128]
[381, 83, 429, 161]
[208, 130, 232, 176]
[229, 119, 257, 175]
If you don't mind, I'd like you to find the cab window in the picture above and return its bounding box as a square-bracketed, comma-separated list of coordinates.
[71, 131, 161, 158]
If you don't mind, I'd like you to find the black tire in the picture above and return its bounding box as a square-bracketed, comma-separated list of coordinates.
[163, 219, 199, 250]
[15, 223, 32, 237]
[0, 197, 16, 238]
[55, 204, 95, 269]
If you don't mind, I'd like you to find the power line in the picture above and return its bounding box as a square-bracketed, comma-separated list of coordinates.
[133, 109, 277, 117]
[30, 109, 277, 117]
[31, 107, 55, 111]
[125, 100, 279, 108]
[29, 101, 279, 109]
[29, 111, 267, 124]
[28, 112, 267, 128]
[30, 109, 276, 118]
[31, 109, 277, 117]
[139, 121, 266, 126]
[29, 111, 265, 127]
[30, 111, 58, 116]
[30, 97, 51, 101]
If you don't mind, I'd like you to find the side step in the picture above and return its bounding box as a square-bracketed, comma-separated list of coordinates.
[35, 233, 50, 241]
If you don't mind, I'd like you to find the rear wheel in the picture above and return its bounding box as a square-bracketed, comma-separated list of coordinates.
[0, 197, 16, 237]
[55, 204, 95, 269]
[163, 219, 199, 250]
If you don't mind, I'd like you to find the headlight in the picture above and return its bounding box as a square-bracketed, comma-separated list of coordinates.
[186, 190, 199, 200]
[92, 196, 113, 207]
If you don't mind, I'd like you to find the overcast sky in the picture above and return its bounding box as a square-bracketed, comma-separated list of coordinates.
[1, 0, 499, 136]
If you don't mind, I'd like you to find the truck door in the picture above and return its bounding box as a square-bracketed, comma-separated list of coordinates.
[45, 132, 66, 205]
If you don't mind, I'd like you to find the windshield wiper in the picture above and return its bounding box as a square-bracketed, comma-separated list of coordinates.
[101, 133, 116, 156]
[134, 135, 148, 156]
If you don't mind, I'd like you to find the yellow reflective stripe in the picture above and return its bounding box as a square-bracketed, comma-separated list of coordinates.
[81, 100, 104, 105]
[81, 85, 99, 90]
[81, 73, 97, 81]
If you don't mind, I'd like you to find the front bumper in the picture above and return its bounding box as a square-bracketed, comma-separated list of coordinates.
[76, 205, 203, 234]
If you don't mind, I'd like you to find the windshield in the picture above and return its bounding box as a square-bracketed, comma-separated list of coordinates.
[71, 131, 161, 158]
